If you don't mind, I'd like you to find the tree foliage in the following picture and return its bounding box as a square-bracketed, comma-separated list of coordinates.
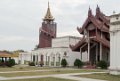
[6, 59, 15, 67]
[74, 59, 83, 68]
[97, 60, 108, 69]
[61, 59, 67, 67]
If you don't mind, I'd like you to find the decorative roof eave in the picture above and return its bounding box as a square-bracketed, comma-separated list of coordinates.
[71, 36, 110, 52]
[92, 36, 110, 48]
[100, 24, 109, 33]
[78, 15, 102, 34]
[77, 27, 83, 34]
[96, 5, 110, 25]
[98, 14, 110, 25]
[70, 36, 86, 51]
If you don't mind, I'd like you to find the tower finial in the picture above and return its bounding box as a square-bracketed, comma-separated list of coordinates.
[97, 4, 99, 8]
[48, 1, 50, 8]
[43, 1, 54, 21]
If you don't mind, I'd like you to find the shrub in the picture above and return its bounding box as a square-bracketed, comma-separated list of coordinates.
[61, 59, 67, 67]
[97, 60, 108, 69]
[74, 59, 83, 68]
[6, 59, 15, 67]
[29, 62, 35, 66]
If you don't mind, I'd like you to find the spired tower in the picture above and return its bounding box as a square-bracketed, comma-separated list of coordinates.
[38, 2, 57, 48]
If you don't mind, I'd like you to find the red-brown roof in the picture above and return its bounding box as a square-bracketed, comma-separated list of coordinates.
[78, 7, 110, 34]
[0, 51, 18, 57]
[70, 36, 87, 51]
[71, 7, 110, 52]
[70, 36, 110, 52]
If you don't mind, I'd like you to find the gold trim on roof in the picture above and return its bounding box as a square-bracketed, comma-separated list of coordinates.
[43, 1, 54, 21]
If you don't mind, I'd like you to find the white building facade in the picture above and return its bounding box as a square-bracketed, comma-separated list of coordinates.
[19, 36, 88, 67]
[31, 36, 82, 67]
[109, 13, 120, 75]
[19, 52, 32, 65]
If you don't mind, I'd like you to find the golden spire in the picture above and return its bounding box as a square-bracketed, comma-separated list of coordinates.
[43, 1, 54, 21]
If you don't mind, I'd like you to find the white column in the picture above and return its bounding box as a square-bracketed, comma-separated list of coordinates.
[54, 55, 57, 66]
[100, 43, 102, 60]
[45, 55, 47, 66]
[87, 30, 90, 62]
[48, 56, 51, 66]
[88, 40, 90, 62]
[30, 54, 32, 62]
[59, 53, 62, 67]
[34, 55, 36, 65]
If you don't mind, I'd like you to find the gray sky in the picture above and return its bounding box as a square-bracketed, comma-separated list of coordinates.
[0, 0, 119, 51]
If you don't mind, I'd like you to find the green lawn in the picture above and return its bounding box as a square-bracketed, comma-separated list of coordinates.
[0, 66, 53, 72]
[79, 73, 120, 81]
[0, 69, 105, 77]
[1, 77, 76, 81]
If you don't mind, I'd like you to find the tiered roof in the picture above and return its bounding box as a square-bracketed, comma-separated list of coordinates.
[70, 6, 110, 51]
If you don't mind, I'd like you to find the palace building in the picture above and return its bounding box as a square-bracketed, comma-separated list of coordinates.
[19, 2, 81, 67]
[70, 6, 110, 66]
[19, 4, 111, 67]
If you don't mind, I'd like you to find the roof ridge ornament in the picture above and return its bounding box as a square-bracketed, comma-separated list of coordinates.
[88, 7, 92, 17]
[96, 5, 100, 14]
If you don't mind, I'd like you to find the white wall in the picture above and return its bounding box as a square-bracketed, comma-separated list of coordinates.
[52, 36, 80, 47]
[32, 47, 81, 67]
[109, 14, 120, 75]
[19, 52, 31, 64]
[66, 51, 80, 66]
[12, 57, 19, 64]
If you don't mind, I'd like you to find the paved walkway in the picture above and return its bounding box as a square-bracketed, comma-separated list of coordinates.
[0, 68, 79, 73]
[0, 71, 107, 81]
[52, 72, 107, 81]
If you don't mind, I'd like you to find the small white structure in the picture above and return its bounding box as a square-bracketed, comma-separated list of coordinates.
[19, 52, 32, 64]
[109, 13, 120, 75]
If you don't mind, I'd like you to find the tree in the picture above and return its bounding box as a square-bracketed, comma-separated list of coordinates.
[29, 62, 35, 66]
[13, 50, 25, 53]
[61, 59, 67, 67]
[97, 60, 108, 69]
[74, 59, 83, 68]
[6, 59, 15, 67]
[34, 44, 39, 50]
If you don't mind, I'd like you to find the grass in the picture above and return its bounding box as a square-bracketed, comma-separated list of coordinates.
[0, 69, 105, 77]
[79, 73, 120, 81]
[0, 65, 53, 72]
[1, 77, 76, 81]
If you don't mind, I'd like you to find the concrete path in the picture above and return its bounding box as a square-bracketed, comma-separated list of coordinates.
[52, 72, 107, 81]
[0, 72, 107, 81]
[0, 68, 79, 73]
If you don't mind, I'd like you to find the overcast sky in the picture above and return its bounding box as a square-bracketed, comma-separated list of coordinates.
[0, 0, 119, 51]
